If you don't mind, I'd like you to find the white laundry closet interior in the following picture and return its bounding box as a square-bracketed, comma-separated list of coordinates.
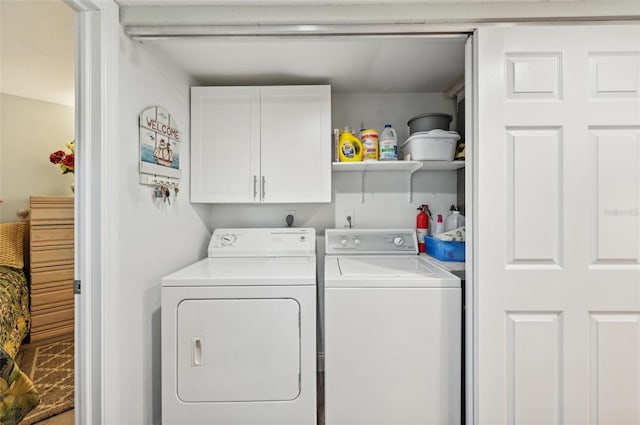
[123, 30, 470, 424]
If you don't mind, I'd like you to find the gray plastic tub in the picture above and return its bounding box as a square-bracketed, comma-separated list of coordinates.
[407, 113, 452, 134]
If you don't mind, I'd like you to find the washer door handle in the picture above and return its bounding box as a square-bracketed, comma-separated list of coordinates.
[192, 336, 204, 367]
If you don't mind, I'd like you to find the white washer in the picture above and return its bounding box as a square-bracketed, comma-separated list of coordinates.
[162, 228, 317, 425]
[324, 228, 461, 425]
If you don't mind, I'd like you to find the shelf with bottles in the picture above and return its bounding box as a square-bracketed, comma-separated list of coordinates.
[332, 160, 465, 173]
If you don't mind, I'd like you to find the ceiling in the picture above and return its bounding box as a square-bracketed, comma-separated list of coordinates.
[0, 0, 74, 107]
[0, 0, 467, 107]
[1, 0, 633, 106]
[148, 36, 466, 93]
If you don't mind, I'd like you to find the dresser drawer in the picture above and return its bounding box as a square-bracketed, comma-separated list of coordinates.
[31, 225, 74, 244]
[30, 324, 74, 342]
[30, 207, 73, 223]
[30, 306, 74, 330]
[31, 283, 73, 313]
[30, 317, 74, 342]
[30, 268, 73, 286]
[30, 196, 74, 225]
[30, 247, 74, 269]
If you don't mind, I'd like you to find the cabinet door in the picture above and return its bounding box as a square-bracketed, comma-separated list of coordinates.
[191, 87, 261, 203]
[260, 86, 331, 203]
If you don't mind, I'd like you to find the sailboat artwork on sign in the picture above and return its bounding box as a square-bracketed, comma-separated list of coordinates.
[153, 138, 174, 167]
[139, 106, 182, 180]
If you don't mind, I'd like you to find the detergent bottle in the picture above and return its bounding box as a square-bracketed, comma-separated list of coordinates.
[360, 128, 379, 161]
[339, 127, 363, 162]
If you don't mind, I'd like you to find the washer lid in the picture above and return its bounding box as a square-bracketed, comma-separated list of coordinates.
[325, 255, 459, 288]
[162, 256, 316, 287]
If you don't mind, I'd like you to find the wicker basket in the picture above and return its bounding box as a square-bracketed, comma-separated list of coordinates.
[0, 221, 27, 268]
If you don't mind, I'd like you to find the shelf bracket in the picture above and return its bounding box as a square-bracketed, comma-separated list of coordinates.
[407, 162, 422, 203]
[409, 171, 414, 203]
[360, 169, 366, 204]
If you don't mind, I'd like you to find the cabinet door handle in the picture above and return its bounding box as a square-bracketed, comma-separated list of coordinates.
[253, 175, 258, 200]
[262, 176, 266, 200]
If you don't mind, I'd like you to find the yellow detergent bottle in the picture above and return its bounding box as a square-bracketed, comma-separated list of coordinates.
[339, 127, 363, 162]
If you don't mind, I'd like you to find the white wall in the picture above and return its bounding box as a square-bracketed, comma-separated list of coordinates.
[332, 92, 457, 145]
[209, 91, 459, 231]
[0, 94, 74, 222]
[334, 171, 458, 229]
[103, 28, 210, 425]
[332, 92, 458, 230]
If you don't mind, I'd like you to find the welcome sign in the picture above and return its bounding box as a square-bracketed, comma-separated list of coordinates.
[139, 106, 182, 179]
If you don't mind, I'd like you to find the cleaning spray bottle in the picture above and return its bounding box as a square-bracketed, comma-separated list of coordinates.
[416, 205, 429, 253]
[338, 127, 363, 162]
[434, 214, 445, 235]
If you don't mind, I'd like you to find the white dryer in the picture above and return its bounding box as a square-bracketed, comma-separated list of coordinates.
[324, 228, 461, 425]
[162, 228, 317, 425]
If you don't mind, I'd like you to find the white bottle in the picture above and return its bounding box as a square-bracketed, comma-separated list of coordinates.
[379, 124, 398, 160]
[445, 211, 465, 232]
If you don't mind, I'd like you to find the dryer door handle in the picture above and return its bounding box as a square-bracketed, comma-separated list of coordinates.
[192, 336, 204, 367]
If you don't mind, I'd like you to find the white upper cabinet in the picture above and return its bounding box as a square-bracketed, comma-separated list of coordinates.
[191, 86, 261, 203]
[191, 85, 331, 203]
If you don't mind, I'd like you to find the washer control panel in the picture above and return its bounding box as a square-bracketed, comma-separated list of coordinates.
[325, 229, 418, 255]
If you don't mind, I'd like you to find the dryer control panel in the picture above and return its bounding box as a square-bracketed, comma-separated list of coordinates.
[325, 229, 418, 255]
[208, 228, 316, 257]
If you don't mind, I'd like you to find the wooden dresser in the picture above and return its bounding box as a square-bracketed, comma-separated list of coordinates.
[29, 196, 74, 342]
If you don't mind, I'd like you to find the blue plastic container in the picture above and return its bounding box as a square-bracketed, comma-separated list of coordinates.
[424, 235, 465, 262]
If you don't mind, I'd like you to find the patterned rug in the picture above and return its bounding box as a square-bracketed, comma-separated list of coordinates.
[15, 337, 74, 424]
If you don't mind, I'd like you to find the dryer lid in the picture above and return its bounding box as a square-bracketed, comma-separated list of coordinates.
[162, 256, 316, 287]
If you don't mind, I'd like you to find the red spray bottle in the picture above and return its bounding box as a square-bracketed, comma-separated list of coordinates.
[416, 205, 429, 253]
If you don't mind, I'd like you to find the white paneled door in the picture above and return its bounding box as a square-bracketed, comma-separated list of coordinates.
[477, 25, 640, 425]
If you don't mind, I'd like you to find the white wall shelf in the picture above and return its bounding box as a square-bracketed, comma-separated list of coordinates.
[332, 160, 465, 173]
[332, 160, 465, 203]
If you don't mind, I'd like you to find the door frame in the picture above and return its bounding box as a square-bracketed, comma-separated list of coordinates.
[65, 0, 119, 423]
[466, 33, 478, 425]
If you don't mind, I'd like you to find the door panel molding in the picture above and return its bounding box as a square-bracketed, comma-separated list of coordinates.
[477, 24, 640, 425]
[506, 312, 563, 425]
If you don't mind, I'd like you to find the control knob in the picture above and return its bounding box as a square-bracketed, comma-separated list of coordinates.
[393, 236, 405, 247]
[220, 234, 236, 246]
